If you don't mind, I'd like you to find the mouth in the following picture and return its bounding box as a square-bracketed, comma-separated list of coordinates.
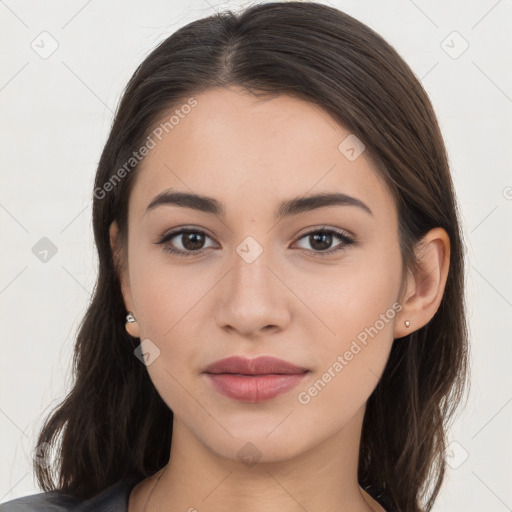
[203, 355, 310, 402]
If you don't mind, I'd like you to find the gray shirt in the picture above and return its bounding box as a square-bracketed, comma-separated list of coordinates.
[0, 477, 141, 512]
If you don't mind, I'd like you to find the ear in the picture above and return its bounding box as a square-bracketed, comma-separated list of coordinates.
[109, 221, 140, 338]
[394, 227, 450, 339]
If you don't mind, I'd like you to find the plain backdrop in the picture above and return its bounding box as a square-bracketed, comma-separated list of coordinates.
[1, 0, 511, 510]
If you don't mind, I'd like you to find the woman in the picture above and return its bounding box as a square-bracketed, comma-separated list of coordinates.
[0, 2, 469, 512]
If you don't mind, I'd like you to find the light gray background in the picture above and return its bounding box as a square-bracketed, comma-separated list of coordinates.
[1, 0, 511, 510]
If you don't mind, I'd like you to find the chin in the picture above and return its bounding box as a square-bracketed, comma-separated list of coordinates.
[201, 425, 312, 466]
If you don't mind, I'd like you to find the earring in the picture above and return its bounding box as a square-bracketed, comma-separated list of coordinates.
[404, 320, 411, 328]
[125, 312, 139, 337]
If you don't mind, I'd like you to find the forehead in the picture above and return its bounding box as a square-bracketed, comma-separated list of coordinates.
[129, 86, 395, 222]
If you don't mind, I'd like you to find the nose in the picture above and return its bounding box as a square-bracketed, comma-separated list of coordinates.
[214, 244, 292, 338]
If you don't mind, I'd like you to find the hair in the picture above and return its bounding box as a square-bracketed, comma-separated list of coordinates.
[33, 2, 470, 511]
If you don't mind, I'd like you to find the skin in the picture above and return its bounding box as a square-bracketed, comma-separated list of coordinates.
[109, 86, 450, 512]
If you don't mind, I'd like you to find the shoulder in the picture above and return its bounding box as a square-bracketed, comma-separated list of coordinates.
[0, 478, 141, 512]
[0, 490, 80, 512]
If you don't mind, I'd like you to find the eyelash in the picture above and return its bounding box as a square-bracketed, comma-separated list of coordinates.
[155, 226, 356, 258]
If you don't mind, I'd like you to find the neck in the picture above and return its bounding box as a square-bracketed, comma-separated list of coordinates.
[141, 405, 383, 512]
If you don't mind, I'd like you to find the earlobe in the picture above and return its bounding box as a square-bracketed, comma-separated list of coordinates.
[394, 227, 450, 339]
[125, 311, 140, 338]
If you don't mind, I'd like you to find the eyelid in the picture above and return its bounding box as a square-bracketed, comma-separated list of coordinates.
[294, 224, 355, 241]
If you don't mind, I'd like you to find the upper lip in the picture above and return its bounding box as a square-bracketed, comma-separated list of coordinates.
[203, 356, 309, 375]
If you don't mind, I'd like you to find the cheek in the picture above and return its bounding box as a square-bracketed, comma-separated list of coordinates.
[292, 272, 400, 431]
[129, 241, 205, 339]
[126, 249, 209, 403]
[303, 241, 400, 318]
[293, 245, 402, 386]
[127, 254, 204, 412]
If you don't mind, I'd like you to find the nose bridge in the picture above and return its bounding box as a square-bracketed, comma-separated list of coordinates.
[215, 229, 290, 335]
[231, 233, 274, 301]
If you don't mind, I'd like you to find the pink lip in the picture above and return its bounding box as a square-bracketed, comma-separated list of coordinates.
[203, 356, 309, 402]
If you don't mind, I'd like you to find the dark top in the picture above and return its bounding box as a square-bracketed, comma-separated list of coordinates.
[0, 477, 141, 512]
[0, 478, 396, 511]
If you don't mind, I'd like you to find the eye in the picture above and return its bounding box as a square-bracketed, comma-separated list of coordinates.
[155, 226, 356, 258]
[156, 228, 216, 258]
[293, 227, 355, 256]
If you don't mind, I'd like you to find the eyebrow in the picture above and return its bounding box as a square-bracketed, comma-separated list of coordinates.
[145, 190, 373, 219]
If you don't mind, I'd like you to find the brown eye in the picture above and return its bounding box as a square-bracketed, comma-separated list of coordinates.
[156, 226, 356, 258]
[156, 229, 216, 257]
[294, 228, 355, 256]
[308, 232, 333, 251]
[179, 231, 207, 251]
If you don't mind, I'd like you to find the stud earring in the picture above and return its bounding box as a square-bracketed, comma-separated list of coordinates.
[125, 312, 139, 337]
[404, 320, 411, 328]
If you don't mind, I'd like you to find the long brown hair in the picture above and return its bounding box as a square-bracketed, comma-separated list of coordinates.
[34, 3, 470, 511]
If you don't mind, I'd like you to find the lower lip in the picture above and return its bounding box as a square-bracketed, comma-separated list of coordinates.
[204, 372, 308, 402]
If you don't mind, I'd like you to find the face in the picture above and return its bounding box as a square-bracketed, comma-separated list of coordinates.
[112, 86, 405, 464]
